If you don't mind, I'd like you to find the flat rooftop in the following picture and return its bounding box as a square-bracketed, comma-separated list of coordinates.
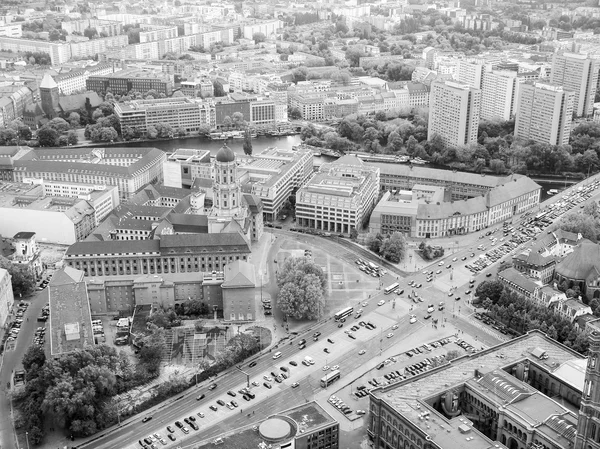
[371, 331, 584, 449]
[240, 146, 312, 189]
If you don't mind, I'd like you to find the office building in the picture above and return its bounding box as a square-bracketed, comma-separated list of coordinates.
[369, 329, 586, 449]
[0, 181, 119, 245]
[0, 268, 14, 330]
[86, 69, 174, 96]
[480, 70, 520, 121]
[114, 97, 214, 134]
[9, 147, 166, 201]
[428, 81, 481, 148]
[64, 233, 251, 277]
[195, 401, 338, 449]
[514, 82, 574, 145]
[296, 155, 379, 235]
[48, 267, 95, 357]
[551, 52, 599, 118]
[369, 175, 540, 238]
[242, 146, 314, 221]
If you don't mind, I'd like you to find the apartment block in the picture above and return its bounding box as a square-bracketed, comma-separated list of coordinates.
[480, 70, 520, 121]
[550, 52, 599, 118]
[428, 80, 481, 147]
[61, 19, 122, 37]
[53, 63, 118, 95]
[514, 82, 574, 145]
[0, 23, 22, 38]
[139, 26, 179, 43]
[242, 20, 283, 40]
[180, 79, 214, 98]
[457, 59, 486, 89]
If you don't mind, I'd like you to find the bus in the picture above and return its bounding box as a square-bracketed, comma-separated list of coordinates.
[384, 282, 400, 295]
[320, 370, 341, 388]
[334, 307, 354, 321]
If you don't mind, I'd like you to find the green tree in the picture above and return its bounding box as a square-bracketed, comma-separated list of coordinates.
[276, 257, 326, 320]
[365, 233, 383, 254]
[380, 232, 406, 263]
[288, 106, 302, 120]
[37, 126, 59, 146]
[475, 280, 504, 305]
[146, 125, 158, 139]
[22, 345, 46, 372]
[47, 117, 70, 134]
[67, 130, 78, 146]
[252, 32, 266, 43]
[556, 211, 599, 242]
[68, 112, 81, 128]
[243, 128, 253, 155]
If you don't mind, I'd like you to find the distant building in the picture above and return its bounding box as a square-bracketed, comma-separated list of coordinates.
[242, 20, 283, 40]
[0, 268, 14, 329]
[10, 232, 42, 280]
[550, 52, 599, 118]
[514, 82, 574, 146]
[180, 79, 214, 98]
[296, 155, 379, 235]
[0, 23, 22, 38]
[428, 80, 481, 148]
[9, 147, 166, 201]
[457, 59, 486, 89]
[480, 70, 520, 121]
[48, 267, 95, 357]
[86, 68, 174, 96]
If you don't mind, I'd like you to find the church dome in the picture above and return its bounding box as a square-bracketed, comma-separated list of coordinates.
[216, 144, 235, 163]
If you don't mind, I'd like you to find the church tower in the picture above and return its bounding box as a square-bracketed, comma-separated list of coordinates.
[39, 73, 59, 119]
[575, 325, 600, 449]
[212, 144, 241, 218]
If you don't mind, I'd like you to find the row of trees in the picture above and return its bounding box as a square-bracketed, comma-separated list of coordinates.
[365, 232, 407, 263]
[554, 202, 600, 243]
[475, 281, 589, 354]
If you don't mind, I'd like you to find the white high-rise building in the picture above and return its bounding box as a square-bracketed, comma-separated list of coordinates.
[514, 82, 574, 146]
[480, 70, 520, 121]
[428, 81, 481, 148]
[457, 60, 486, 89]
[0, 268, 14, 329]
[551, 52, 599, 118]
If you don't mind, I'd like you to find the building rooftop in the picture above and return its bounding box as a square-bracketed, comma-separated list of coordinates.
[222, 259, 256, 288]
[555, 240, 600, 281]
[240, 146, 313, 190]
[48, 267, 95, 356]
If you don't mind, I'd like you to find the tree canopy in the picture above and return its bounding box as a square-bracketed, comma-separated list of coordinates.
[276, 257, 326, 320]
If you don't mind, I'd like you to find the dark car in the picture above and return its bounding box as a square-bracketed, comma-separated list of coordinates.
[216, 399, 226, 406]
[227, 390, 236, 397]
[209, 405, 218, 411]
[168, 435, 176, 442]
[376, 362, 385, 370]
[264, 382, 272, 389]
[289, 361, 297, 366]
[327, 338, 334, 344]
[249, 361, 257, 368]
[196, 394, 205, 401]
[348, 334, 356, 340]
[190, 422, 199, 431]
[166, 426, 174, 433]
[280, 366, 289, 372]
[142, 416, 152, 423]
[324, 348, 330, 353]
[313, 332, 321, 338]
[486, 273, 492, 277]
[337, 323, 343, 328]
[175, 421, 184, 428]
[208, 383, 217, 390]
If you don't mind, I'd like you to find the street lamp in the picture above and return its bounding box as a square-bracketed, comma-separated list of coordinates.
[25, 431, 30, 449]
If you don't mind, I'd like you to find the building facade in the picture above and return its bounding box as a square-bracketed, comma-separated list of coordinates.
[0, 268, 14, 330]
[551, 52, 599, 118]
[428, 80, 481, 148]
[480, 70, 519, 121]
[514, 82, 574, 146]
[296, 155, 379, 235]
[86, 69, 174, 96]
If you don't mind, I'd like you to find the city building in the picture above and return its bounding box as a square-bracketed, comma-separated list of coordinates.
[514, 82, 574, 146]
[480, 70, 520, 121]
[163, 148, 212, 189]
[512, 250, 557, 284]
[428, 80, 481, 148]
[368, 330, 586, 449]
[575, 323, 600, 448]
[8, 147, 166, 201]
[457, 59, 486, 89]
[53, 63, 118, 95]
[0, 84, 34, 127]
[48, 267, 95, 357]
[86, 69, 174, 96]
[61, 19, 122, 37]
[0, 268, 14, 330]
[180, 79, 214, 98]
[241, 146, 313, 222]
[221, 260, 256, 322]
[242, 20, 283, 40]
[550, 52, 599, 118]
[369, 175, 540, 238]
[195, 401, 338, 449]
[114, 98, 214, 134]
[139, 26, 179, 43]
[10, 232, 42, 280]
[554, 239, 600, 301]
[296, 155, 380, 235]
[0, 23, 22, 38]
[63, 233, 251, 277]
[0, 35, 128, 65]
[0, 180, 118, 245]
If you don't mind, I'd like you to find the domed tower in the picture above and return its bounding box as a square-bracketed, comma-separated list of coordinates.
[575, 326, 600, 449]
[213, 144, 240, 218]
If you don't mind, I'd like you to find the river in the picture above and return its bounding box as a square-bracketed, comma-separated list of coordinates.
[109, 135, 570, 198]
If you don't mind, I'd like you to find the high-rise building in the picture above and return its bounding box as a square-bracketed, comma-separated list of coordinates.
[480, 70, 520, 121]
[0, 268, 14, 330]
[428, 81, 481, 148]
[551, 52, 599, 118]
[457, 59, 486, 89]
[514, 82, 574, 146]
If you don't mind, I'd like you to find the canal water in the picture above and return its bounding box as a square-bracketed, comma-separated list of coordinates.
[110, 135, 570, 198]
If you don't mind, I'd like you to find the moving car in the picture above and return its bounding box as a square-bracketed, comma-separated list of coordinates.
[377, 300, 385, 306]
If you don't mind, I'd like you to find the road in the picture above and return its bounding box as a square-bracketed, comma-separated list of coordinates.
[0, 287, 49, 449]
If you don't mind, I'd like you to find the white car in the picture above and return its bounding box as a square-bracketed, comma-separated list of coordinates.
[409, 315, 417, 324]
[362, 302, 369, 307]
[452, 257, 457, 262]
[377, 300, 385, 306]
[438, 261, 445, 266]
[263, 375, 273, 382]
[386, 333, 394, 338]
[358, 349, 366, 355]
[427, 305, 435, 313]
[331, 365, 339, 370]
[392, 324, 399, 330]
[322, 365, 330, 371]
